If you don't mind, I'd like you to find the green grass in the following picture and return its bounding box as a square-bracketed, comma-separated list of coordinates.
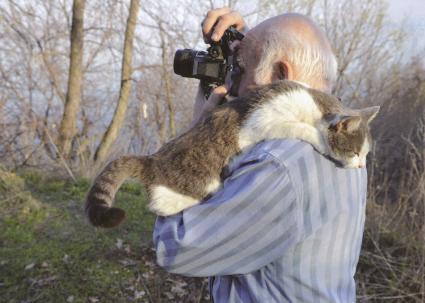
[0, 170, 158, 303]
[1, 169, 422, 302]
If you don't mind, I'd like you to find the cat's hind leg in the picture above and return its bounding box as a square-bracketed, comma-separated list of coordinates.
[149, 185, 201, 216]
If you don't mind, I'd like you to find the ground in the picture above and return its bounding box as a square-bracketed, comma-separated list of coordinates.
[0, 170, 209, 303]
[0, 169, 422, 302]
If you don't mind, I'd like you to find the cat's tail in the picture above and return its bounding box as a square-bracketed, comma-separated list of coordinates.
[85, 156, 150, 228]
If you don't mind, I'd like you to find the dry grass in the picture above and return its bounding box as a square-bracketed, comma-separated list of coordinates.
[355, 65, 425, 302]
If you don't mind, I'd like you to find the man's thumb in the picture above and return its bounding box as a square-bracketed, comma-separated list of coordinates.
[207, 84, 229, 106]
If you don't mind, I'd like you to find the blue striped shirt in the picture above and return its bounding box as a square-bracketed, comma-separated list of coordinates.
[153, 139, 367, 303]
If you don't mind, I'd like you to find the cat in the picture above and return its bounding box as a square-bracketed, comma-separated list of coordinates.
[85, 80, 379, 228]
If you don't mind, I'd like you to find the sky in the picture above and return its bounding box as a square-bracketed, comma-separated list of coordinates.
[387, 0, 425, 50]
[387, 0, 425, 22]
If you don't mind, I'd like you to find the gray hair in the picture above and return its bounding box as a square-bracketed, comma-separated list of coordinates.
[254, 29, 338, 92]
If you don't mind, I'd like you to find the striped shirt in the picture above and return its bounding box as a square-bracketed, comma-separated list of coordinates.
[153, 139, 367, 303]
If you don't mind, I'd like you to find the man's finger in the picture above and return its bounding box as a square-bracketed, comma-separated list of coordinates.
[211, 11, 245, 42]
[202, 7, 231, 40]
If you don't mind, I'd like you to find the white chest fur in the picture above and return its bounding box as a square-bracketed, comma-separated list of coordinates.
[238, 88, 328, 153]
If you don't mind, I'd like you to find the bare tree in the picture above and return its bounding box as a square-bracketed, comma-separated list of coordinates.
[0, 0, 414, 168]
[159, 22, 176, 139]
[58, 0, 86, 158]
[94, 0, 140, 164]
[254, 0, 407, 107]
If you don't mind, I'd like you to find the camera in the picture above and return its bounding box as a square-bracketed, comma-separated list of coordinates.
[173, 26, 245, 98]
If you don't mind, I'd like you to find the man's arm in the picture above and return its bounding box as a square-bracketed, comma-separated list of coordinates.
[153, 151, 301, 277]
[191, 8, 247, 127]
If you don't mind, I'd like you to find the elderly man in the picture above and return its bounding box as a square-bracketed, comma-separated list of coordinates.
[154, 8, 367, 303]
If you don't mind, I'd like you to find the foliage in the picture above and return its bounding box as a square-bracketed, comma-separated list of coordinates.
[356, 59, 425, 302]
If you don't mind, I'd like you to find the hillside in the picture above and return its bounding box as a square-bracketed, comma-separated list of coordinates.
[0, 170, 209, 303]
[0, 169, 422, 302]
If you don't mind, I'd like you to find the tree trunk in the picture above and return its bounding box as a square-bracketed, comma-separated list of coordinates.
[94, 0, 140, 164]
[58, 0, 85, 158]
[159, 23, 176, 139]
[153, 93, 167, 144]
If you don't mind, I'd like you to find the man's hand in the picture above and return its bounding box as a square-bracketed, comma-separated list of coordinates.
[191, 85, 229, 128]
[202, 7, 246, 42]
[191, 7, 245, 128]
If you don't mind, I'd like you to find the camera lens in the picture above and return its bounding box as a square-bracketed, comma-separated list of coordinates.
[173, 48, 223, 82]
[173, 49, 196, 77]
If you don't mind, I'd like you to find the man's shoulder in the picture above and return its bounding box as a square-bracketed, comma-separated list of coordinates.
[230, 138, 365, 180]
[228, 139, 317, 173]
[249, 139, 319, 167]
[236, 139, 356, 178]
[251, 139, 368, 197]
[261, 138, 312, 158]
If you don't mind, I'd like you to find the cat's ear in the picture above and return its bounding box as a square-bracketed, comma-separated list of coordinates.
[360, 106, 380, 123]
[330, 115, 362, 133]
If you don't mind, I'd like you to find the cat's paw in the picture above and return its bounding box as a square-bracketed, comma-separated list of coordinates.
[149, 185, 200, 216]
[314, 134, 332, 156]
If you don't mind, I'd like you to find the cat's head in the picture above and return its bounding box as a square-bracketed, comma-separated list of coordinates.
[325, 106, 380, 168]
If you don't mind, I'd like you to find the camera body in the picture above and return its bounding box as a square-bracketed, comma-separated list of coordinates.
[173, 27, 244, 98]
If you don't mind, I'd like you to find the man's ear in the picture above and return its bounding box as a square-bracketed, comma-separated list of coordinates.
[272, 61, 293, 81]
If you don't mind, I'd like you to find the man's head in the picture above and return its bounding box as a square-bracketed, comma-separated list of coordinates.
[236, 13, 337, 95]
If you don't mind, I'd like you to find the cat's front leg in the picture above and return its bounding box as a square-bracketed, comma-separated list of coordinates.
[255, 121, 330, 156]
[291, 123, 330, 155]
[303, 124, 331, 155]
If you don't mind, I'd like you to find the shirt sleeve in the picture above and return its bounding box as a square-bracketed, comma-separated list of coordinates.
[153, 151, 301, 277]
